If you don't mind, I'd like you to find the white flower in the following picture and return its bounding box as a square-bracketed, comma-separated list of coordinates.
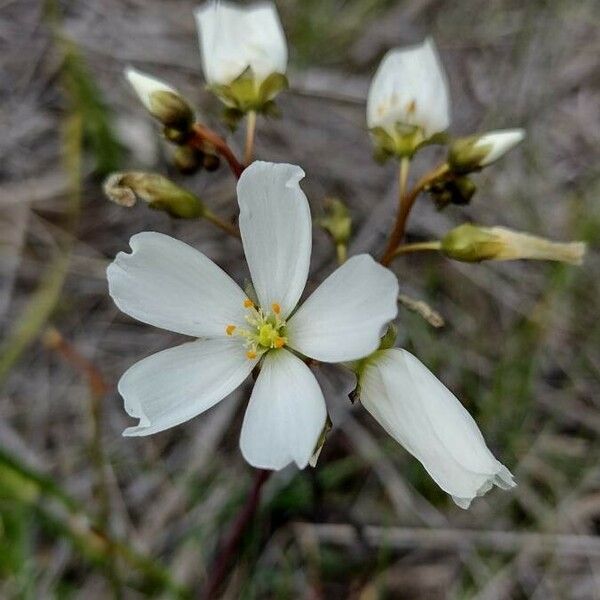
[359, 349, 515, 508]
[473, 129, 525, 166]
[107, 161, 399, 470]
[194, 1, 287, 87]
[367, 38, 450, 156]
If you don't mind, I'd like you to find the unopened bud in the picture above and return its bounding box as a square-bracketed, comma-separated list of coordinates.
[104, 172, 205, 219]
[441, 223, 586, 265]
[173, 146, 203, 175]
[317, 198, 352, 246]
[448, 129, 525, 173]
[430, 176, 476, 209]
[202, 153, 221, 172]
[125, 67, 194, 131]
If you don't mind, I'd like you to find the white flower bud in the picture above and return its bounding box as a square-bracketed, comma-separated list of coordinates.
[367, 38, 450, 158]
[125, 67, 194, 130]
[449, 129, 525, 172]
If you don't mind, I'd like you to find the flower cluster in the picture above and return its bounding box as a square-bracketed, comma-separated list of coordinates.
[106, 0, 586, 508]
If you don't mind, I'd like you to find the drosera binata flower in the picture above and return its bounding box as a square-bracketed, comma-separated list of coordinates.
[367, 38, 450, 160]
[107, 161, 399, 470]
[354, 348, 515, 508]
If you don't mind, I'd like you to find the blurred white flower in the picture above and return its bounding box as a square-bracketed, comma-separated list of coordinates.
[125, 67, 193, 129]
[194, 1, 288, 112]
[367, 38, 450, 158]
[449, 129, 525, 171]
[107, 161, 398, 470]
[358, 348, 515, 508]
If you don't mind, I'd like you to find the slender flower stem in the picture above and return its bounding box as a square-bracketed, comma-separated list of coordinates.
[336, 243, 348, 265]
[203, 208, 241, 239]
[398, 156, 410, 211]
[202, 469, 272, 599]
[189, 123, 244, 179]
[391, 240, 441, 259]
[42, 328, 123, 596]
[244, 110, 257, 166]
[380, 162, 450, 266]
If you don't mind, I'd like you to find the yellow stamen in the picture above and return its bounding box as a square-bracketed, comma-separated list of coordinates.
[406, 99, 416, 114]
[225, 324, 236, 336]
[274, 337, 285, 349]
[243, 299, 254, 308]
[271, 302, 281, 315]
[246, 350, 257, 360]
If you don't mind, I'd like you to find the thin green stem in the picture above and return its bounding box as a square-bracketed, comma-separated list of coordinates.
[244, 110, 257, 165]
[203, 209, 241, 239]
[391, 240, 442, 259]
[336, 243, 348, 265]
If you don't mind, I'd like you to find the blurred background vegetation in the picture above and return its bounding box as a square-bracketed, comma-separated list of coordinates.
[1, 0, 599, 597]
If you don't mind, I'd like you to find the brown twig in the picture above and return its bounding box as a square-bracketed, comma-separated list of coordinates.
[190, 123, 244, 179]
[380, 163, 450, 266]
[201, 469, 272, 599]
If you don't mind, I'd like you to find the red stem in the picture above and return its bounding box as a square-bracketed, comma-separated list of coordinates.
[190, 124, 244, 179]
[201, 469, 272, 599]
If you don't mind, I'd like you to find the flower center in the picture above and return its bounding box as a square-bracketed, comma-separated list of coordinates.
[225, 299, 287, 359]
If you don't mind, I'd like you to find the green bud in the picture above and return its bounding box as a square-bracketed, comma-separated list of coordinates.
[317, 198, 352, 246]
[441, 223, 586, 264]
[148, 90, 194, 131]
[173, 146, 203, 175]
[430, 176, 477, 209]
[103, 172, 206, 219]
[202, 153, 221, 172]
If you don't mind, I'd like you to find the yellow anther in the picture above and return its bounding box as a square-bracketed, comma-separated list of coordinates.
[406, 99, 416, 114]
[272, 303, 281, 315]
[274, 337, 285, 349]
[246, 350, 257, 360]
[243, 299, 254, 308]
[225, 324, 236, 336]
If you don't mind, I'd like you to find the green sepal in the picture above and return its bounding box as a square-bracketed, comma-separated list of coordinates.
[210, 68, 288, 125]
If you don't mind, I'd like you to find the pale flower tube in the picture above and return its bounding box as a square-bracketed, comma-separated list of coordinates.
[359, 349, 515, 508]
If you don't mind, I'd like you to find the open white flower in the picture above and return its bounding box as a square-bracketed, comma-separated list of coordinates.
[107, 161, 398, 470]
[359, 349, 515, 508]
[194, 1, 288, 112]
[367, 38, 450, 158]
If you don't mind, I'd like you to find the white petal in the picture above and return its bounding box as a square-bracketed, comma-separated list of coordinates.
[367, 38, 450, 139]
[240, 349, 327, 470]
[475, 129, 525, 166]
[360, 349, 515, 508]
[107, 232, 247, 338]
[125, 67, 178, 112]
[286, 255, 399, 362]
[120, 338, 256, 436]
[238, 161, 311, 318]
[195, 1, 287, 86]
